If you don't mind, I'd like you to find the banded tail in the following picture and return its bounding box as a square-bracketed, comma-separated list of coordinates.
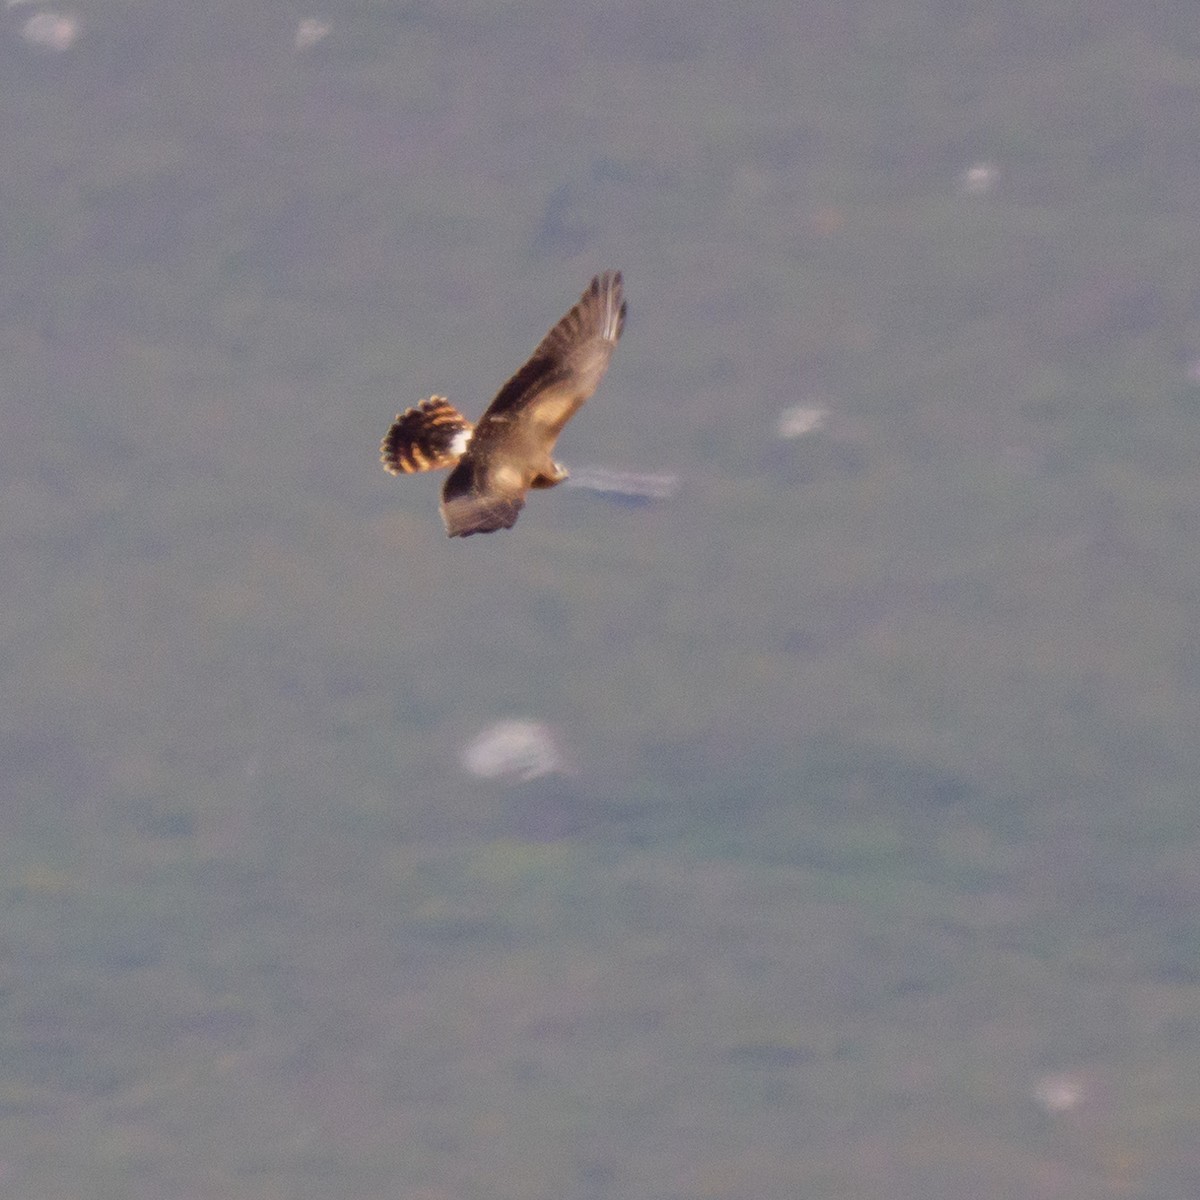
[380, 396, 473, 475]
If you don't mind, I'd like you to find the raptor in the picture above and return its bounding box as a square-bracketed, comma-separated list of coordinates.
[381, 271, 627, 537]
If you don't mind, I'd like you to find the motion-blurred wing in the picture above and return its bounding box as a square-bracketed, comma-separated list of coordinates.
[441, 455, 526, 537]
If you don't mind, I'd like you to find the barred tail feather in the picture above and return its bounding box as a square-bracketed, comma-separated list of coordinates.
[380, 396, 473, 475]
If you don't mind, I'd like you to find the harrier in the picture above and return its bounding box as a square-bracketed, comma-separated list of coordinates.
[380, 271, 627, 537]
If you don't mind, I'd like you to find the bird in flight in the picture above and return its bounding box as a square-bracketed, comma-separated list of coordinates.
[380, 271, 627, 537]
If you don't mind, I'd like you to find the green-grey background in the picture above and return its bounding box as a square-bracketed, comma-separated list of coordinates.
[4, 1, 1200, 1196]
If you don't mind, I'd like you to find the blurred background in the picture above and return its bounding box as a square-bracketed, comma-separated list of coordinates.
[3, 1, 1200, 1197]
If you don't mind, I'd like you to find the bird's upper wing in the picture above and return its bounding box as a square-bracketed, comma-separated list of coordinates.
[474, 270, 626, 444]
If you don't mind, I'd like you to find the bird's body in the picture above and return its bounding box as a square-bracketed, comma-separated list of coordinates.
[381, 271, 626, 537]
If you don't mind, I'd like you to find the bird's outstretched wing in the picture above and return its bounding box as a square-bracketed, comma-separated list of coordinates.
[380, 396, 473, 475]
[440, 271, 626, 537]
[478, 269, 626, 436]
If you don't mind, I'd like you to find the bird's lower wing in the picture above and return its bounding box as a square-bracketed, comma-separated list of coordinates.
[441, 456, 526, 537]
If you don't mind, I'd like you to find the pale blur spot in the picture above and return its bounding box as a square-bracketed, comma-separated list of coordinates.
[1032, 1071, 1085, 1113]
[776, 404, 829, 439]
[460, 720, 566, 782]
[957, 161, 999, 195]
[294, 17, 331, 50]
[20, 9, 79, 50]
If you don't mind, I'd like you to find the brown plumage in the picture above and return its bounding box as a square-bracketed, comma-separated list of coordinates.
[380, 271, 627, 537]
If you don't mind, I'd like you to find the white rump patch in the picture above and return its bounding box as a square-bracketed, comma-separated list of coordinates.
[449, 428, 472, 458]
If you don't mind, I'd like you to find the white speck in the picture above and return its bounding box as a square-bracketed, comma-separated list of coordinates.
[20, 10, 79, 50]
[294, 17, 330, 50]
[776, 404, 829, 439]
[957, 161, 999, 195]
[449, 428, 472, 458]
[1032, 1072, 1085, 1113]
[461, 720, 566, 783]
